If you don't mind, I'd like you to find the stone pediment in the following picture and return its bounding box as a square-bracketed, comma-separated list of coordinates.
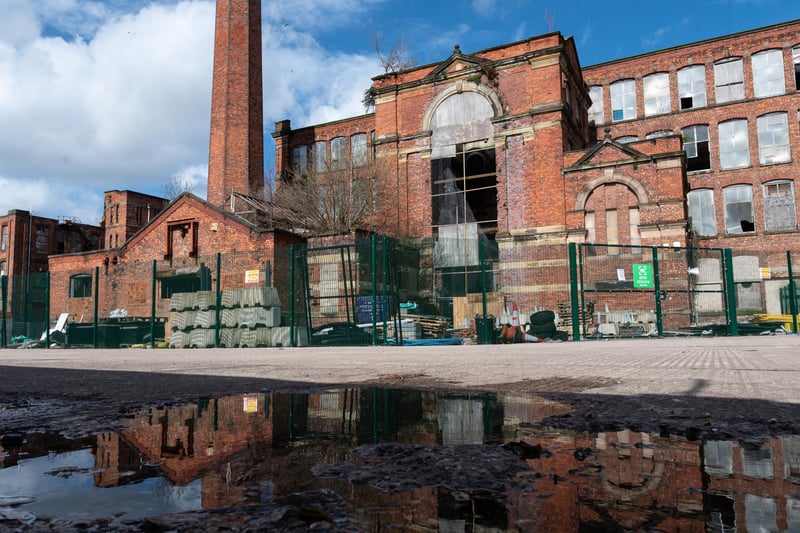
[427, 45, 491, 79]
[568, 134, 652, 170]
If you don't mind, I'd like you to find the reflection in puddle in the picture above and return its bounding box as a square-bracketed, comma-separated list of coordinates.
[2, 388, 800, 531]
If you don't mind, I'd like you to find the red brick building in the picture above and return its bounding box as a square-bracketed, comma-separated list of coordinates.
[273, 19, 800, 319]
[0, 210, 101, 338]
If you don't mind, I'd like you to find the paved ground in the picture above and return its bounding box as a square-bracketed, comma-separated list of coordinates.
[1, 335, 799, 437]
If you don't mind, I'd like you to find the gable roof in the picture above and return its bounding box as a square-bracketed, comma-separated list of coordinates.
[566, 129, 655, 170]
[120, 192, 274, 253]
[426, 45, 493, 80]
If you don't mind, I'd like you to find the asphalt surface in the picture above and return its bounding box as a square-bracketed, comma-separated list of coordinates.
[1, 335, 799, 437]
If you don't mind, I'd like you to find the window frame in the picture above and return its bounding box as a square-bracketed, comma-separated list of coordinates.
[752, 49, 786, 98]
[756, 112, 791, 165]
[682, 125, 711, 172]
[312, 141, 327, 173]
[687, 189, 717, 237]
[718, 119, 751, 170]
[330, 137, 347, 169]
[643, 72, 671, 116]
[291, 144, 308, 174]
[678, 65, 707, 110]
[763, 180, 797, 232]
[0, 224, 7, 252]
[723, 184, 755, 234]
[714, 57, 745, 104]
[610, 79, 636, 122]
[69, 273, 93, 298]
[588, 85, 604, 125]
[351, 133, 367, 167]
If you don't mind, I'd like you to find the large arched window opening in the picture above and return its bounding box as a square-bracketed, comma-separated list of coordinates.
[428, 89, 499, 300]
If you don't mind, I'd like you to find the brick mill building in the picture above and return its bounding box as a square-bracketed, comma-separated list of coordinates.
[273, 18, 800, 318]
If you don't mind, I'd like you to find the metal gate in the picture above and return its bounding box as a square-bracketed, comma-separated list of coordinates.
[290, 236, 403, 346]
[574, 244, 733, 338]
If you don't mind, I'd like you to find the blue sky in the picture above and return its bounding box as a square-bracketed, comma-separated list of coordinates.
[1, 0, 799, 224]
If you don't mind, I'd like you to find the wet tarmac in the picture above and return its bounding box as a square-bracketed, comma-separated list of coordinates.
[2, 386, 800, 532]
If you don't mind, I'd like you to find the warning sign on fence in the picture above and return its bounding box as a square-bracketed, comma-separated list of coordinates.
[633, 263, 654, 289]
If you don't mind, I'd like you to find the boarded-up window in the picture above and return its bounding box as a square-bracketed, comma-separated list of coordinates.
[763, 180, 797, 231]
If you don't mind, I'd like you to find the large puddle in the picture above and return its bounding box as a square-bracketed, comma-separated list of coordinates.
[2, 388, 800, 531]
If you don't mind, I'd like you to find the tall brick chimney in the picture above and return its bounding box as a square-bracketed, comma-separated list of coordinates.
[207, 0, 264, 209]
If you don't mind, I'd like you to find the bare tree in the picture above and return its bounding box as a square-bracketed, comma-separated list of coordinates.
[363, 32, 417, 111]
[161, 175, 194, 200]
[268, 157, 395, 236]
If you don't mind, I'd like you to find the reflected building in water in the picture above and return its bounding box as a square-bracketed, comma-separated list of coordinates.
[76, 389, 800, 531]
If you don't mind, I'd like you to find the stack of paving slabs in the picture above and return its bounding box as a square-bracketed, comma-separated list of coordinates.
[168, 287, 307, 348]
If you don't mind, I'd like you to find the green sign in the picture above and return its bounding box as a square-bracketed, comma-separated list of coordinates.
[633, 263, 654, 288]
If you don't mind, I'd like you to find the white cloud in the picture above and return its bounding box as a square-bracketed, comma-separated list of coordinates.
[0, 0, 382, 224]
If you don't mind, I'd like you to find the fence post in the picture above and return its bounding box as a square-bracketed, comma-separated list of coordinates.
[480, 237, 489, 344]
[652, 246, 663, 337]
[214, 252, 221, 348]
[150, 260, 157, 348]
[1, 275, 6, 348]
[568, 243, 581, 341]
[788, 250, 798, 333]
[723, 249, 738, 336]
[381, 235, 390, 345]
[93, 266, 99, 348]
[45, 272, 50, 349]
[371, 234, 378, 346]
[289, 244, 296, 347]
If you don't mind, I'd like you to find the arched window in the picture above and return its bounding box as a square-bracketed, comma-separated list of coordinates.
[678, 65, 707, 109]
[756, 112, 790, 165]
[723, 185, 754, 234]
[714, 57, 744, 103]
[752, 49, 785, 97]
[610, 79, 636, 121]
[718, 119, 750, 170]
[687, 189, 716, 237]
[681, 125, 711, 172]
[643, 72, 670, 115]
[763, 180, 797, 231]
[70, 274, 93, 298]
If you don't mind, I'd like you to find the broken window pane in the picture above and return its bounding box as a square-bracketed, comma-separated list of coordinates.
[723, 184, 754, 234]
[757, 112, 790, 165]
[678, 65, 707, 110]
[610, 79, 636, 122]
[588, 85, 604, 125]
[752, 49, 785, 98]
[763, 180, 797, 231]
[688, 189, 717, 237]
[794, 46, 800, 90]
[682, 125, 711, 172]
[643, 72, 670, 116]
[714, 57, 745, 103]
[719, 119, 750, 170]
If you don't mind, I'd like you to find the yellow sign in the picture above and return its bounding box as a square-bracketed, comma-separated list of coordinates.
[243, 396, 258, 413]
[760, 267, 771, 280]
[244, 270, 261, 284]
